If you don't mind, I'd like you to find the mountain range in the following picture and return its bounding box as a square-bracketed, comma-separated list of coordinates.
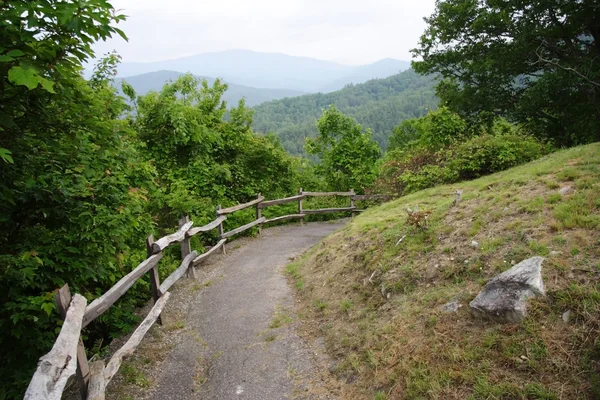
[116, 49, 410, 93]
[114, 70, 306, 107]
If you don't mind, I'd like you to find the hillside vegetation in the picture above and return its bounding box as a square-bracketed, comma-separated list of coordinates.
[288, 143, 600, 399]
[252, 69, 438, 154]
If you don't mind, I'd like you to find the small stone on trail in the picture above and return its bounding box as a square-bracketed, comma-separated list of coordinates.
[562, 310, 572, 323]
[471, 240, 479, 249]
[469, 256, 545, 323]
[441, 301, 461, 313]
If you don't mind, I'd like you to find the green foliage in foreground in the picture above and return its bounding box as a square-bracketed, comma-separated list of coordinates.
[127, 73, 302, 231]
[0, 3, 310, 397]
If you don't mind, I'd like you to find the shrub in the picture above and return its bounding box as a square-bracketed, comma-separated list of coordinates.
[374, 133, 546, 195]
[449, 134, 545, 180]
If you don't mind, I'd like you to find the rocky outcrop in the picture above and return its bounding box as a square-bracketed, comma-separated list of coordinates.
[470, 257, 545, 323]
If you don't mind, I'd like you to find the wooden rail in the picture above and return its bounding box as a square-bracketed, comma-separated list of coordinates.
[221, 217, 266, 238]
[301, 191, 353, 197]
[104, 293, 171, 384]
[150, 221, 193, 254]
[24, 294, 87, 400]
[26, 188, 393, 399]
[217, 196, 264, 215]
[159, 251, 198, 294]
[82, 253, 163, 327]
[193, 239, 227, 266]
[264, 214, 305, 224]
[259, 195, 305, 208]
[187, 215, 227, 236]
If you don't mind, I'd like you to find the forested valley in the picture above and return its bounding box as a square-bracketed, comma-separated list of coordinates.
[2, 0, 599, 398]
[252, 69, 438, 154]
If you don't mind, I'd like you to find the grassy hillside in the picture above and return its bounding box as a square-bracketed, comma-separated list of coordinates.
[114, 70, 306, 107]
[252, 69, 438, 155]
[288, 143, 600, 399]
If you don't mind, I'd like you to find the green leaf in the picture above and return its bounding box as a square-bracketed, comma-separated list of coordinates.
[6, 50, 25, 57]
[38, 77, 56, 93]
[8, 66, 39, 90]
[41, 302, 54, 316]
[113, 27, 128, 41]
[0, 148, 13, 164]
[0, 55, 14, 62]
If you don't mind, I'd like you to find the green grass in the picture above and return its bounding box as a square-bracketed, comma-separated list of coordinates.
[340, 299, 353, 312]
[264, 334, 277, 342]
[289, 143, 600, 399]
[120, 362, 151, 388]
[269, 308, 293, 328]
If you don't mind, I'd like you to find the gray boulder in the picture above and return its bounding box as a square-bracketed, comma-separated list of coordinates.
[470, 256, 545, 323]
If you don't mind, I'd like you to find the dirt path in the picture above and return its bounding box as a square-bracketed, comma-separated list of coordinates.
[143, 220, 346, 400]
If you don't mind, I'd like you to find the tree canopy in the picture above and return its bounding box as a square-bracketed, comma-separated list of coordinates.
[413, 0, 600, 146]
[306, 106, 381, 193]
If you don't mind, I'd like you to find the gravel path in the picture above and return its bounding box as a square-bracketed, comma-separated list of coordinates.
[148, 221, 346, 400]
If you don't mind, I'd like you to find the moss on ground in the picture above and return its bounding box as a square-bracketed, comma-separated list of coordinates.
[288, 143, 600, 399]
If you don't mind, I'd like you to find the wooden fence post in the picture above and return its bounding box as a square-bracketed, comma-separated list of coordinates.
[55, 284, 89, 400]
[87, 360, 106, 400]
[146, 234, 162, 325]
[217, 205, 226, 255]
[256, 193, 262, 235]
[179, 216, 196, 279]
[350, 188, 356, 218]
[298, 188, 304, 225]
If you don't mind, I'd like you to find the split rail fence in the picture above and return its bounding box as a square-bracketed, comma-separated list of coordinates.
[24, 189, 392, 400]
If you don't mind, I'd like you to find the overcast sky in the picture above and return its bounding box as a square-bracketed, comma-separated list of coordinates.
[93, 0, 436, 65]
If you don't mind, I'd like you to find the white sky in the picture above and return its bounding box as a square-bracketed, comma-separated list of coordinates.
[93, 0, 437, 65]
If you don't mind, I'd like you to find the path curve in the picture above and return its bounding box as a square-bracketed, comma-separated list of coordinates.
[149, 220, 346, 400]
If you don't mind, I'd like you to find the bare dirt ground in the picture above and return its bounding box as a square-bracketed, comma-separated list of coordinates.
[105, 220, 346, 400]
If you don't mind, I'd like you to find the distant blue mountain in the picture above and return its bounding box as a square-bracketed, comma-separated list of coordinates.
[115, 50, 410, 93]
[113, 70, 306, 107]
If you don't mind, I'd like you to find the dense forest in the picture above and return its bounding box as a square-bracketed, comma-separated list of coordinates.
[1, 0, 599, 398]
[252, 69, 438, 154]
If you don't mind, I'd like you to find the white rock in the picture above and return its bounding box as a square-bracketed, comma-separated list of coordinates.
[559, 186, 575, 195]
[471, 240, 480, 249]
[562, 310, 572, 323]
[441, 301, 461, 313]
[469, 257, 545, 323]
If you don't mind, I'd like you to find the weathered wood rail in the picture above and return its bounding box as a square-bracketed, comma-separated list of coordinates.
[24, 189, 393, 399]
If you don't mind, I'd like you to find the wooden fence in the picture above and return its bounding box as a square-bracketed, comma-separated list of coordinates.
[24, 189, 392, 400]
